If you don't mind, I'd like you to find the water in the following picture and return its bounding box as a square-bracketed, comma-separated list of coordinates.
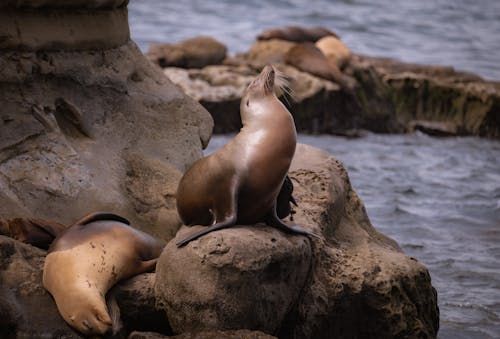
[205, 133, 500, 338]
[127, 1, 500, 337]
[129, 0, 500, 81]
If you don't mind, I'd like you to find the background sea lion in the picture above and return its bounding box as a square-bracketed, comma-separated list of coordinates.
[175, 65, 319, 247]
[284, 42, 348, 88]
[43, 212, 164, 336]
[315, 35, 352, 69]
[257, 25, 339, 42]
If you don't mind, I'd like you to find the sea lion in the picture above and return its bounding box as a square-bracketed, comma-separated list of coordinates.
[0, 217, 66, 250]
[284, 42, 348, 88]
[175, 65, 320, 247]
[43, 212, 164, 336]
[315, 35, 352, 69]
[257, 25, 339, 42]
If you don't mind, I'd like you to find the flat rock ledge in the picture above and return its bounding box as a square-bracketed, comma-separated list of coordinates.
[162, 39, 500, 138]
[154, 144, 439, 338]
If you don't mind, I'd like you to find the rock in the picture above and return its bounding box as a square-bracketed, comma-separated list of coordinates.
[154, 144, 439, 338]
[0, 1, 213, 242]
[315, 36, 352, 69]
[155, 225, 313, 334]
[0, 235, 171, 338]
[348, 55, 500, 137]
[279, 144, 439, 338]
[408, 120, 458, 136]
[147, 37, 228, 69]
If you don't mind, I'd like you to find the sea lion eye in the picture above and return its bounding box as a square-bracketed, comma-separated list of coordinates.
[246, 99, 249, 106]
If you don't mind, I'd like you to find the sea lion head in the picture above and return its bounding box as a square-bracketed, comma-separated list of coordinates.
[61, 293, 113, 335]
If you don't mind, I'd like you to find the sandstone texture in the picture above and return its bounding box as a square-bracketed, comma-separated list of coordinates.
[0, 2, 213, 242]
[154, 144, 439, 338]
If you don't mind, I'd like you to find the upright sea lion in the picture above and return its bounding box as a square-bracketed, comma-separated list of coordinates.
[43, 212, 164, 336]
[257, 25, 339, 42]
[175, 65, 320, 247]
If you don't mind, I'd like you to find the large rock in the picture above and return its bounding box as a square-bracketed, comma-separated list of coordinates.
[147, 36, 228, 69]
[155, 225, 313, 334]
[0, 1, 213, 241]
[0, 235, 170, 338]
[154, 144, 439, 338]
[348, 55, 500, 137]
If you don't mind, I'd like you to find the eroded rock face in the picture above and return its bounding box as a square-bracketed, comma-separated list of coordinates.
[0, 2, 213, 242]
[155, 225, 312, 334]
[154, 144, 439, 338]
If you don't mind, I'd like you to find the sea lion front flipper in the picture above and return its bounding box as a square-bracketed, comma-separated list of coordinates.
[266, 207, 322, 239]
[176, 217, 237, 248]
[74, 212, 130, 226]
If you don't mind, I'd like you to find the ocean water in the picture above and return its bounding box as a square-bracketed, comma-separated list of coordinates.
[128, 1, 500, 337]
[129, 0, 500, 81]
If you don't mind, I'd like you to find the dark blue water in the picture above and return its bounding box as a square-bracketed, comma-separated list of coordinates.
[205, 133, 500, 339]
[129, 0, 500, 81]
[128, 2, 500, 337]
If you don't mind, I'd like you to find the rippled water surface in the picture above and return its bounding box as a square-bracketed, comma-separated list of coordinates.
[206, 133, 500, 339]
[129, 0, 500, 80]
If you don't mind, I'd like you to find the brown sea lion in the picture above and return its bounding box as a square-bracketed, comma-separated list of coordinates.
[257, 25, 339, 42]
[43, 212, 164, 336]
[284, 42, 348, 87]
[0, 217, 66, 250]
[175, 65, 320, 247]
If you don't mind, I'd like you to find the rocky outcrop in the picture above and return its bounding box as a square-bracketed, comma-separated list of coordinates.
[154, 144, 439, 338]
[0, 0, 213, 241]
[159, 36, 499, 139]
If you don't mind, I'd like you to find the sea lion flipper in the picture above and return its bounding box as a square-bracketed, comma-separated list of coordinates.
[266, 209, 322, 239]
[74, 212, 130, 226]
[176, 217, 237, 248]
[139, 258, 158, 272]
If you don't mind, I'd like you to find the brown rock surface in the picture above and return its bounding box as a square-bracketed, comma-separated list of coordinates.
[154, 144, 439, 338]
[155, 224, 313, 334]
[0, 2, 213, 241]
[147, 36, 228, 69]
[128, 329, 276, 339]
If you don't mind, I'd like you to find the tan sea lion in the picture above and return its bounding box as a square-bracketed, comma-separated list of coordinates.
[43, 212, 164, 336]
[175, 65, 320, 247]
[257, 25, 339, 42]
[315, 35, 352, 69]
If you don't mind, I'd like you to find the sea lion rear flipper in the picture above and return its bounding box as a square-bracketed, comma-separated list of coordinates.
[1, 217, 67, 250]
[74, 212, 130, 226]
[266, 208, 322, 239]
[176, 217, 237, 248]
